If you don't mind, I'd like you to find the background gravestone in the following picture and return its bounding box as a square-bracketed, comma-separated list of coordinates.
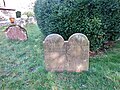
[4, 25, 27, 41]
[44, 33, 89, 72]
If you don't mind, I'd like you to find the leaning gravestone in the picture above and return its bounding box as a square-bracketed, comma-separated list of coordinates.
[43, 33, 89, 72]
[4, 25, 27, 41]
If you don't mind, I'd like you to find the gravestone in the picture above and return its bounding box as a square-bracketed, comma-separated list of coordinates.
[44, 34, 66, 71]
[43, 33, 89, 72]
[4, 25, 27, 41]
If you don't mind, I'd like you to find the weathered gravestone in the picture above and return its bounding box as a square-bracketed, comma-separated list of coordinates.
[43, 33, 89, 72]
[4, 25, 27, 41]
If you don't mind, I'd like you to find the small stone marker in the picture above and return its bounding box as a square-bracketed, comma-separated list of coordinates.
[43, 33, 89, 72]
[4, 25, 27, 41]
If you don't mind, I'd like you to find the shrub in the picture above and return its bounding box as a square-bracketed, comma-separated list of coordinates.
[34, 0, 120, 51]
[97, 0, 120, 41]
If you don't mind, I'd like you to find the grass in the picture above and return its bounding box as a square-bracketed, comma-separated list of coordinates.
[0, 24, 120, 90]
[0, 26, 7, 32]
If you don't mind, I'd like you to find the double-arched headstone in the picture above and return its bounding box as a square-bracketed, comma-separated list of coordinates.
[43, 33, 89, 72]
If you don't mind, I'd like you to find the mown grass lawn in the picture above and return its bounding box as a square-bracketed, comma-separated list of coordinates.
[0, 24, 120, 90]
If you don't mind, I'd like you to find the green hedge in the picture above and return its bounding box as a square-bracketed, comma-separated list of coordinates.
[34, 0, 120, 51]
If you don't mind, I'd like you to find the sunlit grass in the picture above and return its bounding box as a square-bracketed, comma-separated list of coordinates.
[0, 24, 120, 90]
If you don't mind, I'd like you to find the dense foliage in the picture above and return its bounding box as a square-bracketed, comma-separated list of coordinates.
[34, 0, 120, 51]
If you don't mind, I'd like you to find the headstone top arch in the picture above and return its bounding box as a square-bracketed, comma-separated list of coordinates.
[68, 33, 89, 46]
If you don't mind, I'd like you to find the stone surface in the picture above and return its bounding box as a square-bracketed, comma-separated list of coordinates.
[4, 25, 27, 41]
[44, 34, 66, 71]
[43, 33, 89, 72]
[67, 33, 89, 72]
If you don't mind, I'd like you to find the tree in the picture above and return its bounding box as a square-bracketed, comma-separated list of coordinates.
[23, 11, 34, 23]
[23, 11, 34, 18]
